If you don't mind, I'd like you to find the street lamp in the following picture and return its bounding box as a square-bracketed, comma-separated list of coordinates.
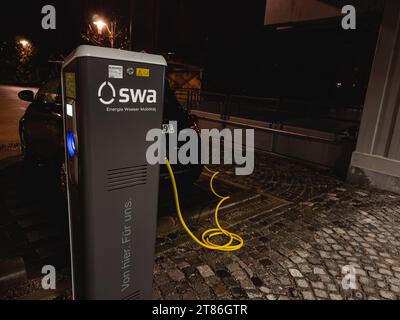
[16, 38, 33, 65]
[19, 39, 30, 48]
[93, 19, 107, 35]
[92, 15, 115, 48]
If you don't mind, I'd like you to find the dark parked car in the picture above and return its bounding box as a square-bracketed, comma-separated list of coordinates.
[18, 78, 203, 187]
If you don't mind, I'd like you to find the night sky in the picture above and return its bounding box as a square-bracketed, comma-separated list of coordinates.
[0, 0, 134, 59]
[0, 1, 267, 90]
[0, 1, 384, 103]
[0, 1, 265, 59]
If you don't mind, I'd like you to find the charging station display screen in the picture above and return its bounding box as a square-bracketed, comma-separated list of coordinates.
[65, 72, 76, 99]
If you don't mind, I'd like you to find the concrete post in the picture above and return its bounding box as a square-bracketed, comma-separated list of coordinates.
[348, 0, 400, 194]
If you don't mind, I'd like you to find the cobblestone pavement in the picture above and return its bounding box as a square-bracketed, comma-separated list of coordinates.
[212, 152, 342, 202]
[1, 151, 400, 300]
[153, 153, 400, 300]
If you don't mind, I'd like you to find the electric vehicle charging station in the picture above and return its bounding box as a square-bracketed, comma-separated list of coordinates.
[61, 45, 166, 300]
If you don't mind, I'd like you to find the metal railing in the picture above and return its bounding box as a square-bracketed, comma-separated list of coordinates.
[171, 87, 363, 150]
[172, 87, 363, 127]
[171, 88, 360, 169]
[193, 116, 339, 144]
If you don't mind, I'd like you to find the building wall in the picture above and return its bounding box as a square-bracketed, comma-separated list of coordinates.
[265, 0, 340, 25]
[264, 0, 385, 26]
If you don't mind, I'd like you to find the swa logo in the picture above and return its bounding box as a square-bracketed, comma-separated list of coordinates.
[98, 81, 157, 106]
[98, 81, 116, 105]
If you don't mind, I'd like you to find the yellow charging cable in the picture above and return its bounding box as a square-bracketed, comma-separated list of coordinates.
[165, 158, 244, 252]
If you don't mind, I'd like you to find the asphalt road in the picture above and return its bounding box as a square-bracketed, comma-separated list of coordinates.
[0, 85, 38, 147]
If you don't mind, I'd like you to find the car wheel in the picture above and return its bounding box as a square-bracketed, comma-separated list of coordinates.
[19, 123, 36, 165]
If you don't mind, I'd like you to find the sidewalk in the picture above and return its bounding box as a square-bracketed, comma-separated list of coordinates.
[0, 151, 399, 300]
[153, 153, 400, 300]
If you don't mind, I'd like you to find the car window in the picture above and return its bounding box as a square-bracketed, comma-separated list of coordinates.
[35, 79, 61, 104]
